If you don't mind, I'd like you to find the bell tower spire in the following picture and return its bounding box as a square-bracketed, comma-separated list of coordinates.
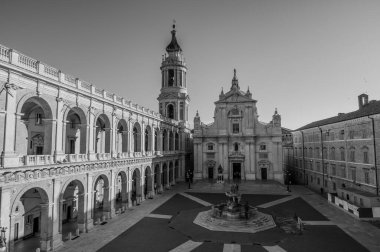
[158, 23, 190, 126]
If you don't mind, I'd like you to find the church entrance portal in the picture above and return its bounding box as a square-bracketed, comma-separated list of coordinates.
[261, 168, 267, 180]
[208, 167, 213, 180]
[233, 163, 241, 181]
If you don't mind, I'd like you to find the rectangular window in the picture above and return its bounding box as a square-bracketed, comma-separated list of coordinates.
[331, 164, 336, 176]
[339, 130, 345, 140]
[27, 215, 33, 224]
[333, 182, 336, 191]
[350, 150, 355, 162]
[330, 132, 335, 141]
[341, 165, 346, 178]
[351, 168, 356, 181]
[310, 161, 313, 170]
[207, 144, 213, 151]
[232, 123, 239, 133]
[323, 163, 327, 174]
[364, 170, 370, 184]
[316, 162, 320, 172]
[36, 113, 42, 125]
[340, 149, 345, 161]
[260, 144, 266, 151]
[324, 180, 327, 187]
[180, 102, 184, 120]
[349, 130, 355, 139]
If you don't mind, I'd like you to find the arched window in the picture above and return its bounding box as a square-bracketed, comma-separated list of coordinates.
[234, 143, 239, 151]
[175, 132, 179, 150]
[330, 147, 335, 160]
[133, 127, 139, 152]
[145, 129, 149, 152]
[167, 104, 174, 119]
[154, 129, 158, 151]
[340, 147, 345, 161]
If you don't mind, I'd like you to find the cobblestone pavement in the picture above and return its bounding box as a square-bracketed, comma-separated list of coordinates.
[52, 180, 380, 252]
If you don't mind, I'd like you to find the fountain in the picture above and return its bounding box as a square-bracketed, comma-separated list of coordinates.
[193, 184, 276, 233]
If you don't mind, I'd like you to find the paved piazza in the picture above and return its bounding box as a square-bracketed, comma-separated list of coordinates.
[51, 181, 380, 252]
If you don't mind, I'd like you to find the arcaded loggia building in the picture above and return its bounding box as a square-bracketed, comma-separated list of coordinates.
[0, 25, 191, 251]
[193, 70, 283, 182]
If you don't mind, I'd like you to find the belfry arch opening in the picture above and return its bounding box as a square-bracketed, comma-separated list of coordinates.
[167, 104, 174, 119]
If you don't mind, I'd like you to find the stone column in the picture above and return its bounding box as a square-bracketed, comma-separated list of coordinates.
[40, 203, 62, 251]
[87, 106, 96, 160]
[109, 170, 116, 217]
[1, 82, 19, 167]
[151, 126, 155, 153]
[128, 120, 133, 156]
[166, 163, 170, 189]
[77, 193, 86, 232]
[110, 112, 117, 158]
[54, 97, 65, 162]
[85, 174, 94, 232]
[141, 121, 145, 155]
[150, 174, 155, 197]
[127, 168, 132, 208]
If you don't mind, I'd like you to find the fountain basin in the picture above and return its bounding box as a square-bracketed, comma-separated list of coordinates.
[193, 209, 276, 234]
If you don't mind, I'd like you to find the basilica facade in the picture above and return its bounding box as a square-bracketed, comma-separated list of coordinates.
[0, 25, 191, 251]
[193, 70, 283, 182]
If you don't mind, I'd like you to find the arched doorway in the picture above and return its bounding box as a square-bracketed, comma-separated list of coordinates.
[11, 187, 50, 252]
[162, 129, 167, 151]
[16, 96, 53, 157]
[162, 163, 168, 188]
[93, 175, 110, 222]
[131, 168, 141, 204]
[61, 180, 85, 239]
[144, 166, 152, 199]
[95, 114, 111, 154]
[154, 164, 161, 192]
[133, 122, 141, 152]
[115, 171, 128, 211]
[64, 108, 87, 156]
[169, 162, 174, 185]
[116, 120, 128, 156]
[175, 160, 179, 180]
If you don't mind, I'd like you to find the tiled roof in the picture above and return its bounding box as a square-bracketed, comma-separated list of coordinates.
[296, 100, 380, 131]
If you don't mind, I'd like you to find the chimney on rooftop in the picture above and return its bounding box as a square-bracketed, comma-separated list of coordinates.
[358, 94, 369, 109]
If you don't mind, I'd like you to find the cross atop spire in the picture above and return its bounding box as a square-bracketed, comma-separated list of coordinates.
[231, 68, 239, 90]
[166, 20, 182, 52]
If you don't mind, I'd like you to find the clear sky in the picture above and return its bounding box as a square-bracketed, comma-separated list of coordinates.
[1, 0, 380, 129]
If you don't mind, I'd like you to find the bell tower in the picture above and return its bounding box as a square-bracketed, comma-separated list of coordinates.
[158, 23, 190, 126]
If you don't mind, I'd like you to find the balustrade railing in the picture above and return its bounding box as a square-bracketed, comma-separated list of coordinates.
[0, 43, 174, 124]
[96, 153, 111, 160]
[0, 45, 9, 61]
[68, 153, 88, 162]
[18, 53, 37, 71]
[134, 152, 142, 157]
[24, 155, 54, 166]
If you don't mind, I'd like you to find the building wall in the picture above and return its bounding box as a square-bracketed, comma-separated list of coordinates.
[0, 43, 192, 251]
[289, 116, 380, 196]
